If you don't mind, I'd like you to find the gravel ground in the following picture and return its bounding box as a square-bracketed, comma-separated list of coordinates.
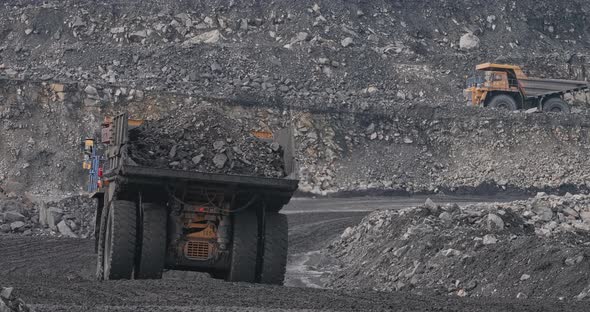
[1, 197, 589, 311]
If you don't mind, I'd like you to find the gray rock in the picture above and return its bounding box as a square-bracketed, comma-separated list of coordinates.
[72, 16, 86, 28]
[213, 140, 225, 150]
[129, 30, 148, 41]
[487, 213, 505, 231]
[393, 245, 409, 257]
[532, 200, 553, 221]
[183, 30, 221, 45]
[47, 208, 64, 230]
[57, 220, 78, 238]
[296, 32, 309, 42]
[341, 37, 354, 47]
[3, 211, 25, 223]
[270, 142, 281, 152]
[168, 145, 177, 158]
[565, 255, 584, 266]
[424, 198, 439, 214]
[84, 85, 98, 95]
[192, 154, 204, 165]
[110, 27, 125, 34]
[211, 62, 222, 72]
[516, 292, 528, 299]
[520, 274, 531, 281]
[0, 297, 9, 311]
[483, 234, 497, 245]
[0, 287, 13, 300]
[213, 153, 228, 168]
[10, 221, 25, 231]
[439, 212, 452, 221]
[465, 280, 478, 291]
[459, 33, 480, 50]
[0, 224, 10, 233]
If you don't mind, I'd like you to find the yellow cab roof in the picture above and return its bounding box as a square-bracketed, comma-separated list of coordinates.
[476, 63, 522, 71]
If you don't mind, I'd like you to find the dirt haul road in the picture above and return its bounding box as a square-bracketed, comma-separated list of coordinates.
[0, 196, 587, 312]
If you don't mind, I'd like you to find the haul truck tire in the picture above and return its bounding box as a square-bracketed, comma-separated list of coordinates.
[488, 94, 518, 111]
[101, 200, 137, 280]
[260, 213, 288, 285]
[136, 203, 167, 279]
[95, 201, 109, 280]
[543, 97, 570, 113]
[227, 209, 258, 283]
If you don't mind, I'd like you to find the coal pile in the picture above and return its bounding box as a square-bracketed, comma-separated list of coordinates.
[127, 106, 286, 178]
[323, 194, 590, 300]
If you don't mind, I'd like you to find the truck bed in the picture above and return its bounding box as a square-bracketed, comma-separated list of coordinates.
[520, 78, 588, 98]
[117, 165, 299, 193]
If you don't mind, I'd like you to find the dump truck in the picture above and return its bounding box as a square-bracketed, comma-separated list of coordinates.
[88, 112, 298, 285]
[465, 63, 589, 113]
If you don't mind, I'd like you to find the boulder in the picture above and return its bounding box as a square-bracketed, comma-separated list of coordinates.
[0, 224, 10, 233]
[459, 33, 480, 50]
[183, 30, 221, 45]
[487, 213, 505, 231]
[47, 208, 64, 230]
[10, 221, 25, 231]
[2, 211, 25, 223]
[483, 234, 498, 245]
[57, 220, 78, 238]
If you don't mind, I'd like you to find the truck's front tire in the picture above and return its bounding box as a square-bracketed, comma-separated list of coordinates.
[227, 209, 258, 283]
[260, 213, 288, 285]
[101, 200, 137, 280]
[543, 98, 570, 113]
[136, 202, 167, 279]
[487, 94, 518, 111]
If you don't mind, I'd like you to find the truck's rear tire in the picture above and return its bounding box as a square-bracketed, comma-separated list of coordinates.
[94, 195, 105, 254]
[95, 201, 109, 280]
[227, 209, 258, 283]
[102, 200, 137, 280]
[260, 213, 288, 285]
[487, 94, 518, 111]
[136, 202, 167, 279]
[543, 98, 570, 113]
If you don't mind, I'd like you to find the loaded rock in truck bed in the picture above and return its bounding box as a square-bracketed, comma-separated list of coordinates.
[127, 106, 286, 178]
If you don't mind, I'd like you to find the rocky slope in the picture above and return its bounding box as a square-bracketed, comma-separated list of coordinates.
[1, 0, 590, 195]
[324, 194, 590, 300]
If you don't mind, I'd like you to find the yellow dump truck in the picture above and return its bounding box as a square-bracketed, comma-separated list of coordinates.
[465, 63, 589, 113]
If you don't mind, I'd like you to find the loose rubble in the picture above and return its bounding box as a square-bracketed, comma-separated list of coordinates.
[2, 1, 590, 195]
[0, 195, 95, 238]
[325, 194, 590, 300]
[0, 287, 32, 312]
[127, 105, 286, 178]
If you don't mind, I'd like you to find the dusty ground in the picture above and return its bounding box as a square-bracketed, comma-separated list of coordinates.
[1, 196, 589, 311]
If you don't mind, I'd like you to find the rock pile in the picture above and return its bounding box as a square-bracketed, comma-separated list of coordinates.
[0, 195, 95, 238]
[127, 105, 286, 178]
[0, 287, 31, 312]
[324, 194, 590, 300]
[297, 105, 590, 195]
